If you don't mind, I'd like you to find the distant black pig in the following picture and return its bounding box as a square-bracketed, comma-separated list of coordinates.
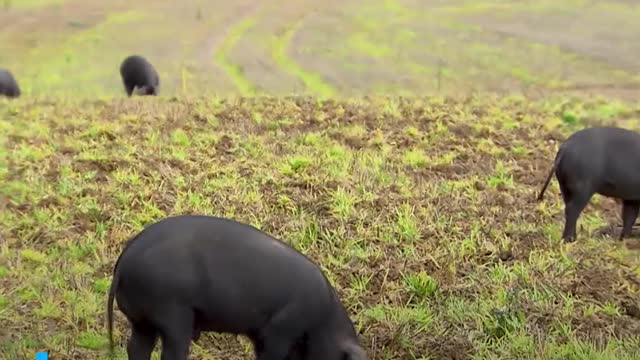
[119, 55, 159, 97]
[537, 126, 640, 242]
[0, 68, 20, 98]
[106, 215, 367, 360]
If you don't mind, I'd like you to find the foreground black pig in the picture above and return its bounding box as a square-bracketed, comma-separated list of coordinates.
[537, 126, 640, 242]
[119, 55, 159, 96]
[107, 215, 367, 360]
[0, 68, 20, 98]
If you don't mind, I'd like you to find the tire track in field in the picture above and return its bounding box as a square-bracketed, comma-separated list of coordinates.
[271, 1, 337, 97]
[213, 7, 263, 96]
[213, 17, 258, 95]
[269, 13, 337, 98]
[214, 0, 339, 97]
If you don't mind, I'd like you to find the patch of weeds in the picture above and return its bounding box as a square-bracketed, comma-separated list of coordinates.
[592, 101, 628, 119]
[298, 132, 323, 146]
[20, 249, 48, 264]
[330, 187, 358, 220]
[395, 203, 419, 242]
[93, 277, 110, 294]
[402, 148, 427, 168]
[561, 110, 580, 125]
[267, 118, 295, 131]
[252, 111, 264, 124]
[280, 155, 312, 175]
[323, 143, 353, 178]
[76, 330, 107, 350]
[404, 125, 421, 138]
[293, 219, 320, 249]
[483, 306, 526, 342]
[170, 128, 191, 146]
[0, 266, 8, 278]
[487, 160, 514, 188]
[364, 303, 434, 331]
[402, 270, 439, 301]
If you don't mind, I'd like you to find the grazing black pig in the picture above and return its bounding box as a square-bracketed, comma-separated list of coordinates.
[119, 55, 159, 96]
[537, 126, 640, 242]
[0, 68, 20, 98]
[106, 215, 367, 360]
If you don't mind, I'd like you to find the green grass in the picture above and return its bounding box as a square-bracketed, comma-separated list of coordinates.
[1, 95, 640, 359]
[4, 0, 70, 9]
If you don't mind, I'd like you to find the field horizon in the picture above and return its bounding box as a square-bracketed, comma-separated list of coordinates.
[1, 0, 640, 100]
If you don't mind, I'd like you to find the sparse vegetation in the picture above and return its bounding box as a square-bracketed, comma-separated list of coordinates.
[3, 0, 640, 98]
[2, 95, 640, 359]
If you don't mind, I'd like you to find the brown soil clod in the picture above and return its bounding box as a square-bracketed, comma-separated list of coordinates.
[621, 299, 640, 319]
[215, 134, 235, 154]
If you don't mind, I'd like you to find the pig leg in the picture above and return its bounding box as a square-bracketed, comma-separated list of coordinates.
[250, 336, 264, 356]
[124, 82, 134, 97]
[302, 331, 349, 360]
[620, 200, 640, 240]
[158, 307, 194, 360]
[559, 183, 591, 242]
[256, 303, 306, 360]
[252, 336, 305, 360]
[304, 340, 331, 360]
[127, 322, 158, 360]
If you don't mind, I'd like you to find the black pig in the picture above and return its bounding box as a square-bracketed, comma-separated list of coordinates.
[119, 55, 159, 96]
[0, 68, 20, 98]
[538, 126, 640, 242]
[106, 215, 367, 360]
